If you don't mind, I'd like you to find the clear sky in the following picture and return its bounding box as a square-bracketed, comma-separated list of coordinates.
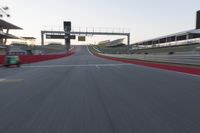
[1, 0, 200, 45]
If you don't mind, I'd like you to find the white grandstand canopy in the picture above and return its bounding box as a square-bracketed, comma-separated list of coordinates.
[0, 30, 20, 39]
[135, 29, 200, 45]
[0, 19, 22, 30]
[108, 38, 124, 47]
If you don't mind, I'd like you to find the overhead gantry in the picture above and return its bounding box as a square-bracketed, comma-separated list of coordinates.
[41, 21, 131, 51]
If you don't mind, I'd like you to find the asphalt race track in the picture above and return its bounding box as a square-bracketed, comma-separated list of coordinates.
[0, 45, 200, 133]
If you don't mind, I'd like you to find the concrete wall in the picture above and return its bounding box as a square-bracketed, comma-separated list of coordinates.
[0, 51, 74, 65]
[0, 49, 6, 55]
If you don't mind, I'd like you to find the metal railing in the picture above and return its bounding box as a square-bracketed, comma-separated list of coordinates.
[101, 52, 200, 66]
[42, 26, 130, 34]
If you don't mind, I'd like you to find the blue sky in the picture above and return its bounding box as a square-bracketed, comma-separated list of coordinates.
[1, 0, 200, 45]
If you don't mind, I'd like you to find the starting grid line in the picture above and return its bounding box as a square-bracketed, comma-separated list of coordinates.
[0, 78, 24, 83]
[21, 64, 133, 68]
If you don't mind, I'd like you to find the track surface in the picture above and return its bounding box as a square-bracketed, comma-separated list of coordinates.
[0, 46, 200, 133]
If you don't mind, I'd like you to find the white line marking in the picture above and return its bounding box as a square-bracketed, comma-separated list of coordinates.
[0, 79, 6, 82]
[96, 65, 100, 69]
[22, 64, 132, 68]
[86, 46, 94, 56]
[92, 46, 101, 52]
[69, 47, 74, 51]
[0, 78, 24, 83]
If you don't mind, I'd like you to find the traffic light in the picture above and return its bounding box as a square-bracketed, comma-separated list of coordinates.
[196, 10, 200, 29]
[64, 21, 71, 31]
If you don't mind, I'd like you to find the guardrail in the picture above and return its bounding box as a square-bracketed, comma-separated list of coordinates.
[101, 53, 200, 66]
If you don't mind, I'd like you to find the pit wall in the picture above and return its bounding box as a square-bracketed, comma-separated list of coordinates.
[0, 51, 74, 65]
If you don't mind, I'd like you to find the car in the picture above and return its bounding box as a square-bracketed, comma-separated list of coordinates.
[4, 55, 21, 67]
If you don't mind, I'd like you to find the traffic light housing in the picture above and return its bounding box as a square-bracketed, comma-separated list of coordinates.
[64, 21, 71, 31]
[196, 10, 200, 29]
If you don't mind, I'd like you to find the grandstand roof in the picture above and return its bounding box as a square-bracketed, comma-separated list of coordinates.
[189, 29, 200, 34]
[21, 37, 36, 40]
[0, 19, 22, 29]
[0, 31, 20, 39]
[135, 29, 200, 45]
[98, 40, 110, 45]
[107, 38, 124, 47]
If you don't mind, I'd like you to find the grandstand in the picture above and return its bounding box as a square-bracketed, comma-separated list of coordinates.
[0, 19, 67, 55]
[98, 40, 110, 47]
[95, 38, 128, 54]
[0, 19, 23, 55]
[98, 38, 125, 47]
[129, 43, 200, 55]
[21, 37, 36, 45]
[8, 46, 27, 55]
[108, 38, 125, 47]
[45, 43, 65, 50]
[0, 19, 22, 45]
[131, 10, 200, 52]
[0, 44, 6, 55]
[43, 43, 67, 54]
[133, 29, 200, 49]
